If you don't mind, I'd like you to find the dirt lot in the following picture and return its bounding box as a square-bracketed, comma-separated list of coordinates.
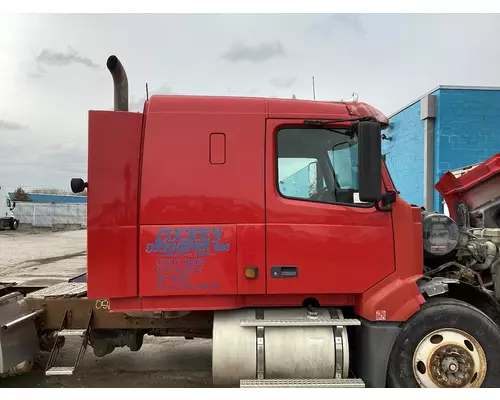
[0, 229, 216, 388]
[0, 227, 87, 286]
[1, 337, 214, 388]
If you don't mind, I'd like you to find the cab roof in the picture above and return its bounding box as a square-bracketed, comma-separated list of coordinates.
[146, 95, 389, 128]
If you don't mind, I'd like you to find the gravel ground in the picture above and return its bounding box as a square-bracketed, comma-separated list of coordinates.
[0, 228, 86, 267]
[0, 228, 87, 286]
[0, 229, 219, 388]
[1, 337, 215, 388]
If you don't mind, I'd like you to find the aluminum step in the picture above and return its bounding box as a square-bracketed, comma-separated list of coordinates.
[45, 366, 75, 376]
[27, 282, 87, 299]
[44, 310, 92, 377]
[57, 329, 86, 337]
[240, 378, 365, 388]
[240, 318, 361, 327]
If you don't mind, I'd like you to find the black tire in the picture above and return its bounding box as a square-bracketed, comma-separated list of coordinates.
[387, 297, 500, 388]
[9, 219, 18, 230]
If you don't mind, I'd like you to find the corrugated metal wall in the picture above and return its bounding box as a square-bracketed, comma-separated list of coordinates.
[13, 202, 87, 228]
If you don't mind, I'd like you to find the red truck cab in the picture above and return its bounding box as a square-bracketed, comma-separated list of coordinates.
[82, 82, 424, 322]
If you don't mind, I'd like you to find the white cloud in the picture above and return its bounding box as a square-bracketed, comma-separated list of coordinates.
[221, 41, 286, 63]
[36, 47, 100, 70]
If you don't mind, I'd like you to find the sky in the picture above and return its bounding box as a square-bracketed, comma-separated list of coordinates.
[2, 13, 500, 191]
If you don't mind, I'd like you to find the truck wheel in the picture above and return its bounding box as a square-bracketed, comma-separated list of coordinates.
[9, 220, 18, 230]
[387, 297, 500, 388]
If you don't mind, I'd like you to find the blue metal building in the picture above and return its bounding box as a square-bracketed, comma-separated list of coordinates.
[383, 86, 500, 213]
[8, 192, 87, 204]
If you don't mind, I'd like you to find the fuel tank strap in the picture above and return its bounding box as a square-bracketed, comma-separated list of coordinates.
[240, 318, 361, 327]
[255, 309, 265, 380]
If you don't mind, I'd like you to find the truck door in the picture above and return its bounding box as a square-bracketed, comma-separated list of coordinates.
[265, 120, 395, 295]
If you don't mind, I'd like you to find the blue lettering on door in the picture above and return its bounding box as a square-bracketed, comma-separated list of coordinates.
[145, 227, 231, 257]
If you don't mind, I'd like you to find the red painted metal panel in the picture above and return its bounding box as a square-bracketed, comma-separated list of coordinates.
[87, 111, 143, 299]
[267, 98, 389, 127]
[139, 110, 265, 225]
[139, 225, 237, 296]
[265, 220, 395, 294]
[137, 293, 355, 312]
[87, 226, 139, 299]
[353, 163, 424, 321]
[148, 94, 266, 115]
[355, 199, 425, 321]
[264, 119, 395, 295]
[237, 224, 266, 295]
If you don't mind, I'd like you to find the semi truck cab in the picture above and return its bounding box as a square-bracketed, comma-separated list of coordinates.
[79, 59, 423, 323]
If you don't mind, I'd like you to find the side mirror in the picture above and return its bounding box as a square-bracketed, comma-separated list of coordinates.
[357, 120, 382, 203]
[71, 178, 88, 194]
[12, 201, 16, 209]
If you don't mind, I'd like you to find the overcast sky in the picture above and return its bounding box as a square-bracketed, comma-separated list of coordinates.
[2, 13, 500, 191]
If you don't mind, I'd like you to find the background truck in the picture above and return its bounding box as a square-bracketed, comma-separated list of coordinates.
[0, 185, 18, 230]
[2, 55, 500, 388]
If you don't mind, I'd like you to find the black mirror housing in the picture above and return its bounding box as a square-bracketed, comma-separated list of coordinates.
[357, 120, 382, 203]
[71, 178, 88, 194]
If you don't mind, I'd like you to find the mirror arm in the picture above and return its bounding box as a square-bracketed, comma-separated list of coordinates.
[374, 191, 397, 212]
[375, 201, 392, 212]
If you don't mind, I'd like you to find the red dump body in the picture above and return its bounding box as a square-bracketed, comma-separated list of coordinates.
[86, 95, 425, 322]
[436, 153, 500, 223]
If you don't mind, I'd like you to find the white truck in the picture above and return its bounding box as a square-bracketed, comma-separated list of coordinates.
[0, 186, 19, 230]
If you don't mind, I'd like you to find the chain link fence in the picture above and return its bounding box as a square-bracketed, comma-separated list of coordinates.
[13, 202, 87, 229]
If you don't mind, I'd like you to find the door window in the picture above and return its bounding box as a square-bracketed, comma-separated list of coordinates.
[277, 127, 366, 205]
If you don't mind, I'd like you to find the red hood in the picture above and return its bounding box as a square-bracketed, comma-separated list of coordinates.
[435, 153, 500, 221]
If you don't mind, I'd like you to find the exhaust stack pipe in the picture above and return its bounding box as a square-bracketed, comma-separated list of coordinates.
[106, 55, 129, 112]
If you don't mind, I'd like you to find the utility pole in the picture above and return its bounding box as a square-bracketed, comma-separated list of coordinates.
[312, 76, 316, 100]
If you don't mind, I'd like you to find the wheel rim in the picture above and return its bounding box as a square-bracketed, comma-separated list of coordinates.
[413, 328, 487, 388]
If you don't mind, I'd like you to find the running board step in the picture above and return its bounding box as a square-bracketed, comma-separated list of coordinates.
[240, 318, 361, 327]
[45, 366, 75, 376]
[240, 378, 365, 388]
[44, 310, 93, 377]
[57, 329, 86, 337]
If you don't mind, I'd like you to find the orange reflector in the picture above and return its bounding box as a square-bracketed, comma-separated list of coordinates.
[244, 267, 258, 279]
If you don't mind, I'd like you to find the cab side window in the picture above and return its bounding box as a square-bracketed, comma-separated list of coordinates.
[276, 127, 366, 206]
